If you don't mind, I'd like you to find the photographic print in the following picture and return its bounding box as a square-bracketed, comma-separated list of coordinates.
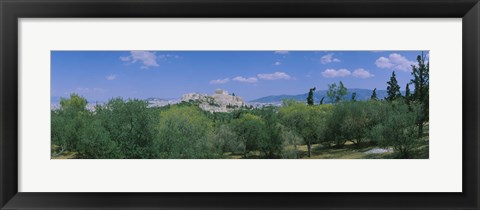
[51, 51, 429, 159]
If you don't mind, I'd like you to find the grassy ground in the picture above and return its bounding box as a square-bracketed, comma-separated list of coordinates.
[52, 141, 427, 159]
[51, 145, 78, 159]
[224, 123, 430, 159]
[52, 142, 426, 159]
[224, 142, 396, 159]
[53, 151, 78, 159]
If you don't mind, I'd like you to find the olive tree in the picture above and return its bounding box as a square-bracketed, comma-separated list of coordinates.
[252, 106, 284, 158]
[324, 102, 348, 148]
[279, 102, 329, 157]
[370, 101, 420, 158]
[51, 93, 90, 155]
[339, 101, 388, 147]
[214, 124, 241, 154]
[340, 101, 370, 147]
[95, 98, 158, 158]
[155, 106, 219, 159]
[76, 119, 122, 159]
[230, 113, 267, 158]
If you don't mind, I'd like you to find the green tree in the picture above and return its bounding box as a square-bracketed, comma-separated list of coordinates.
[155, 106, 219, 158]
[59, 93, 88, 113]
[338, 82, 348, 102]
[231, 113, 267, 157]
[341, 102, 367, 147]
[370, 88, 378, 100]
[51, 93, 90, 155]
[385, 71, 401, 102]
[279, 129, 303, 159]
[95, 98, 158, 158]
[404, 83, 412, 109]
[51, 110, 68, 156]
[251, 106, 285, 158]
[327, 83, 337, 104]
[370, 101, 420, 158]
[214, 124, 241, 154]
[338, 101, 384, 147]
[319, 96, 325, 105]
[405, 83, 411, 100]
[279, 103, 329, 157]
[351, 92, 357, 101]
[324, 102, 347, 148]
[279, 103, 310, 155]
[76, 119, 121, 159]
[327, 81, 348, 103]
[307, 87, 316, 105]
[410, 52, 429, 136]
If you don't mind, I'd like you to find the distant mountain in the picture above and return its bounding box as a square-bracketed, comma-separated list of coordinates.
[249, 89, 402, 104]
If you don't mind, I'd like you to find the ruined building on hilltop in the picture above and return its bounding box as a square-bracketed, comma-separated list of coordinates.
[181, 89, 245, 112]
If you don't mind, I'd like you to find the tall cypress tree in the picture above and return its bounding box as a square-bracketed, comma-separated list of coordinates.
[370, 88, 378, 100]
[385, 71, 401, 102]
[404, 83, 412, 111]
[411, 52, 429, 136]
[405, 83, 411, 99]
[307, 87, 316, 105]
[319, 96, 325, 105]
[405, 83, 411, 100]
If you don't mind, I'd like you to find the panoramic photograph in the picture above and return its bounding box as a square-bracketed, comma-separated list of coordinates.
[51, 50, 429, 159]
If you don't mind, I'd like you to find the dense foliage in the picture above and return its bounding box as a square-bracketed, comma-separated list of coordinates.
[51, 54, 429, 159]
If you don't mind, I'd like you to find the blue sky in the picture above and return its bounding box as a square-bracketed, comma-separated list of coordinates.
[51, 50, 427, 102]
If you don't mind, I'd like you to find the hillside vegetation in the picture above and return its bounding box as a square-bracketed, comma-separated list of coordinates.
[51, 53, 429, 159]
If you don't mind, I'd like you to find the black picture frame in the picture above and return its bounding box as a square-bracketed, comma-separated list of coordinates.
[1, 0, 479, 209]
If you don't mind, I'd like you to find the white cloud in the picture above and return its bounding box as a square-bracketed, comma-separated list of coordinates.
[233, 76, 258, 83]
[105, 74, 117, 81]
[121, 51, 159, 69]
[374, 57, 394, 68]
[375, 53, 417, 72]
[274, 51, 289, 54]
[274, 61, 281, 66]
[210, 78, 229, 84]
[352, 68, 374, 79]
[320, 53, 341, 64]
[257, 72, 291, 80]
[321, 68, 351, 78]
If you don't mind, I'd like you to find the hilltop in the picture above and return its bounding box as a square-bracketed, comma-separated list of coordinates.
[181, 89, 245, 112]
